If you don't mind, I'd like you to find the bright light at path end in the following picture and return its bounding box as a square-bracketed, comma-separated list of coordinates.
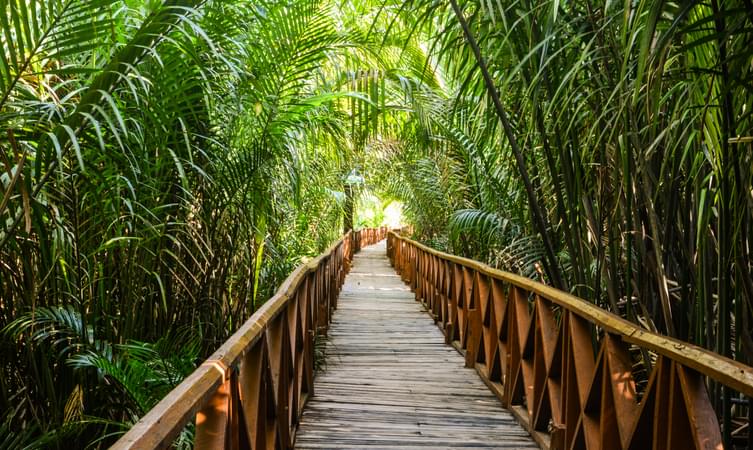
[383, 201, 403, 228]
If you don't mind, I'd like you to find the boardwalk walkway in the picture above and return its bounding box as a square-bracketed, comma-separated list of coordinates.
[295, 241, 537, 449]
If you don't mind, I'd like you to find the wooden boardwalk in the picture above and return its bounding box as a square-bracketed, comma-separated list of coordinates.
[295, 241, 537, 449]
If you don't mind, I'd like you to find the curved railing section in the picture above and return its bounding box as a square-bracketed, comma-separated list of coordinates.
[111, 228, 387, 449]
[388, 231, 753, 450]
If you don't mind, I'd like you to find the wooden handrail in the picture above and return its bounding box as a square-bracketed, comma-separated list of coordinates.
[352, 226, 389, 253]
[387, 231, 748, 450]
[111, 227, 388, 450]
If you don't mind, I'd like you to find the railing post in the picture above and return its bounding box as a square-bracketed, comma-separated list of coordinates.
[195, 377, 231, 449]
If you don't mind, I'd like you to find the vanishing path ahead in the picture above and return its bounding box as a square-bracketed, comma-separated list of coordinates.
[295, 241, 537, 449]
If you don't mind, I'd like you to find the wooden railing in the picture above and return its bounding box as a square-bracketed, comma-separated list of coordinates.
[388, 231, 753, 450]
[352, 226, 388, 252]
[111, 228, 386, 449]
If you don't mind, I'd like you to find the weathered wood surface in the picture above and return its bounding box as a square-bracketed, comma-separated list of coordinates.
[295, 241, 537, 449]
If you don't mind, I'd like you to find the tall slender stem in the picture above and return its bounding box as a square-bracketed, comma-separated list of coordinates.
[448, 0, 565, 290]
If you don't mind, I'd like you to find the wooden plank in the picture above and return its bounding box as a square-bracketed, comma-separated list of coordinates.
[295, 242, 538, 449]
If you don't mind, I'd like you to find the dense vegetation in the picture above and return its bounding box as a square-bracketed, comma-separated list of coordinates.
[1, 0, 752, 447]
[0, 0, 418, 446]
[373, 0, 753, 444]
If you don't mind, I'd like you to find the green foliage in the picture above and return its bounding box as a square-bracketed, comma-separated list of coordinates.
[2, 306, 199, 447]
[355, 192, 388, 228]
[0, 0, 401, 446]
[366, 0, 753, 444]
[2, 0, 751, 446]
[374, 0, 753, 342]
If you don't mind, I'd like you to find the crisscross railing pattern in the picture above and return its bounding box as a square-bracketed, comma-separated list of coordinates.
[112, 227, 387, 450]
[388, 231, 753, 450]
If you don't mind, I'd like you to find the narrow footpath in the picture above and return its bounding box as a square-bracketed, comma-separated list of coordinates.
[295, 241, 538, 449]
